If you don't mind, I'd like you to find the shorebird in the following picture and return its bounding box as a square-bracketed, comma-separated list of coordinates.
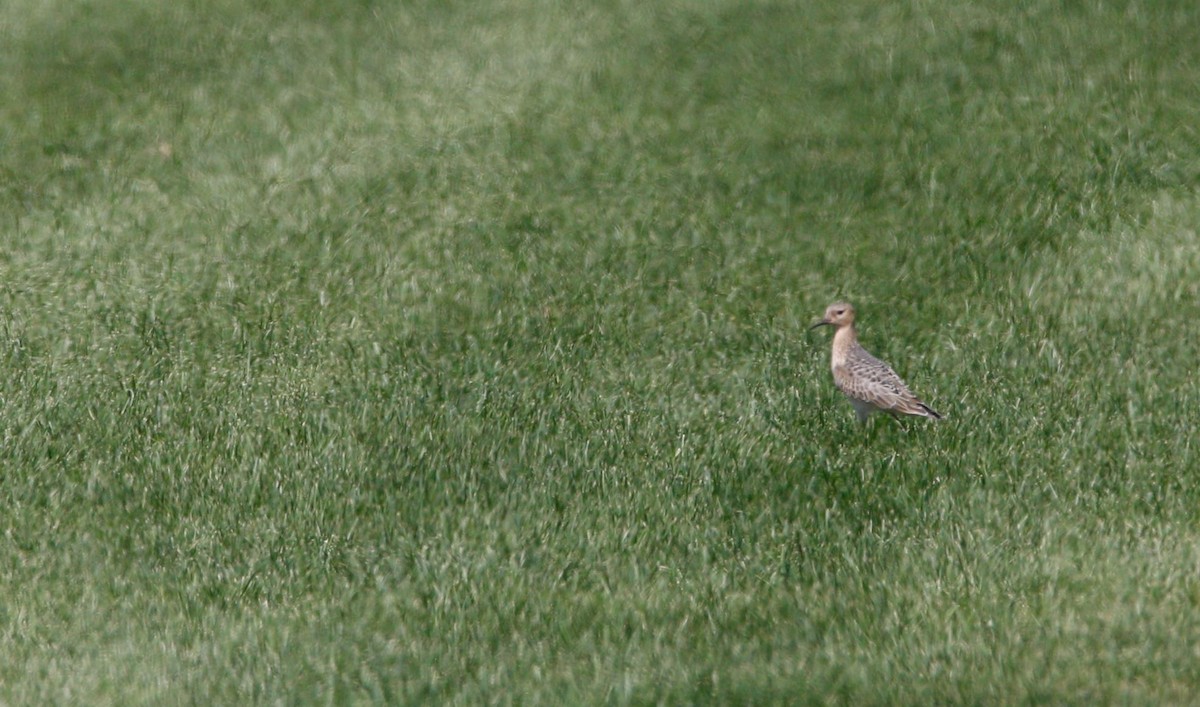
[810, 302, 942, 422]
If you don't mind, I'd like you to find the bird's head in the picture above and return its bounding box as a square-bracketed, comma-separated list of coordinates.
[810, 301, 856, 331]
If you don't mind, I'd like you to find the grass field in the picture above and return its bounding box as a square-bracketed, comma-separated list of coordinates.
[2, 0, 1200, 703]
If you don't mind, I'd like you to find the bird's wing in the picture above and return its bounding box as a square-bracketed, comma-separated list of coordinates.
[838, 350, 929, 414]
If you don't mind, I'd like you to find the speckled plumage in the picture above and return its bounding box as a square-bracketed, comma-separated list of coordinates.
[811, 302, 941, 422]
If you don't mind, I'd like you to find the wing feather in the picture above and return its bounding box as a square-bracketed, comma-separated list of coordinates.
[836, 347, 940, 419]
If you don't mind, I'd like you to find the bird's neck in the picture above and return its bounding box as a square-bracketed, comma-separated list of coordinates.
[831, 325, 858, 365]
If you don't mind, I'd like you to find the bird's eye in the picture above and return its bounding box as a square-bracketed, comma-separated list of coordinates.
[835, 309, 844, 315]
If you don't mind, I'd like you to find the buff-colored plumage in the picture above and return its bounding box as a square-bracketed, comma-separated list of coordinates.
[810, 302, 941, 422]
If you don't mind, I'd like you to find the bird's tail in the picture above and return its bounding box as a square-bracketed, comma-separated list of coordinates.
[919, 403, 942, 420]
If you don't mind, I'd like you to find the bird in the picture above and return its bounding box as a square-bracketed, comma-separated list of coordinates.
[810, 301, 942, 422]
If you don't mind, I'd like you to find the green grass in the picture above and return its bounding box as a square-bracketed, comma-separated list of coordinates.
[2, 0, 1200, 702]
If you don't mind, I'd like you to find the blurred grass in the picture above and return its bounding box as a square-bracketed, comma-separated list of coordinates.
[1, 0, 1199, 703]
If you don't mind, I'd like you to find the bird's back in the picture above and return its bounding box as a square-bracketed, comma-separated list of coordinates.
[834, 342, 939, 418]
